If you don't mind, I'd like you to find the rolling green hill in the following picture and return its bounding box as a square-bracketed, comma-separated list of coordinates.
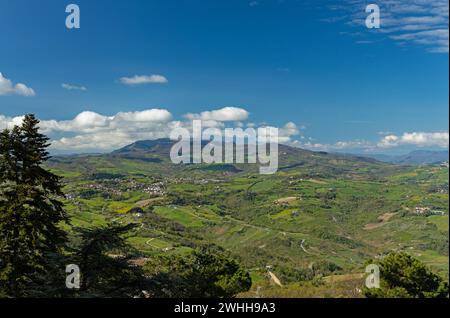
[46, 139, 449, 297]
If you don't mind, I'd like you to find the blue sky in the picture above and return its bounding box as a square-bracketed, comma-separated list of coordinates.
[0, 0, 448, 154]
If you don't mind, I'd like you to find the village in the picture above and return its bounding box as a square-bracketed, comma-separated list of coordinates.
[64, 175, 225, 201]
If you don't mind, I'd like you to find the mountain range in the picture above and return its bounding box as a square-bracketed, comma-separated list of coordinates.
[366, 150, 449, 165]
[46, 138, 449, 297]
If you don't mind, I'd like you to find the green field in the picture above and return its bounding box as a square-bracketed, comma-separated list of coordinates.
[46, 141, 449, 297]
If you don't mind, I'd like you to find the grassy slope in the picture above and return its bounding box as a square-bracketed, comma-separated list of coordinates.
[46, 146, 449, 297]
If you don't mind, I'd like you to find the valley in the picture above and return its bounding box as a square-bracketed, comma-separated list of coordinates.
[47, 139, 449, 297]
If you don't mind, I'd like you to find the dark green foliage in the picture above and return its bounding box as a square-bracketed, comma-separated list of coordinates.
[364, 253, 449, 298]
[72, 223, 147, 298]
[0, 114, 68, 297]
[145, 248, 252, 298]
[311, 260, 342, 276]
[319, 188, 337, 208]
[89, 173, 125, 180]
[277, 266, 314, 283]
[127, 207, 144, 214]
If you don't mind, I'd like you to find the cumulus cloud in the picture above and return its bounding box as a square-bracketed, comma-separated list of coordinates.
[0, 72, 35, 96]
[4, 107, 445, 154]
[38, 109, 173, 134]
[120, 74, 168, 85]
[295, 131, 449, 152]
[378, 132, 449, 148]
[114, 109, 173, 122]
[0, 109, 174, 151]
[252, 122, 301, 144]
[184, 107, 250, 122]
[50, 125, 171, 151]
[0, 107, 304, 153]
[278, 122, 300, 143]
[0, 115, 25, 129]
[62, 83, 87, 91]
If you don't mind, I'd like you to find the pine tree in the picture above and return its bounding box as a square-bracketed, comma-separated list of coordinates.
[0, 114, 68, 297]
[364, 252, 449, 298]
[73, 223, 147, 298]
[144, 247, 252, 298]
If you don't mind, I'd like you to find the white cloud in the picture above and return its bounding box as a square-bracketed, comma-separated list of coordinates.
[324, 0, 449, 53]
[120, 74, 168, 85]
[48, 108, 234, 151]
[389, 29, 449, 52]
[50, 126, 170, 151]
[37, 109, 173, 134]
[278, 122, 300, 143]
[114, 109, 172, 122]
[0, 115, 25, 129]
[62, 83, 87, 91]
[0, 72, 35, 96]
[293, 131, 449, 152]
[298, 140, 372, 152]
[184, 107, 249, 122]
[254, 122, 300, 144]
[4, 107, 446, 154]
[378, 132, 449, 148]
[0, 108, 302, 153]
[71, 111, 110, 130]
[46, 109, 173, 151]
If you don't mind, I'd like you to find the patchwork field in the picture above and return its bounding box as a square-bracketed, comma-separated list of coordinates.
[47, 140, 449, 297]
